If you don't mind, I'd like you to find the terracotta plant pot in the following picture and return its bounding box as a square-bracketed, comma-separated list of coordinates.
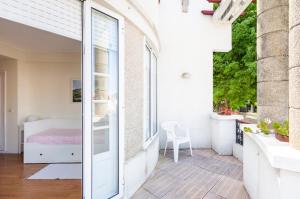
[275, 133, 289, 142]
[218, 107, 240, 115]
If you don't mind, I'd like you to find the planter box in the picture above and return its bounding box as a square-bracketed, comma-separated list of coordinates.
[210, 113, 243, 155]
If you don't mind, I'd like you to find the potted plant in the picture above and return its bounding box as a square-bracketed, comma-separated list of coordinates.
[219, 106, 240, 115]
[272, 120, 289, 142]
[257, 118, 271, 135]
[243, 127, 253, 133]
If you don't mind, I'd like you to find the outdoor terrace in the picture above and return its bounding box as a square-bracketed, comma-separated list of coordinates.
[132, 149, 249, 199]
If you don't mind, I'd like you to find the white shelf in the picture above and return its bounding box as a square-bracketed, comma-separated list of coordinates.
[94, 72, 109, 77]
[93, 100, 109, 103]
[93, 116, 106, 123]
[93, 125, 109, 131]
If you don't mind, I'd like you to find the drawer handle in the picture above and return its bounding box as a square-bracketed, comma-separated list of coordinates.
[40, 153, 43, 156]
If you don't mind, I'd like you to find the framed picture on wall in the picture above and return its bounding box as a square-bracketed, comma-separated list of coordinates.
[72, 79, 81, 103]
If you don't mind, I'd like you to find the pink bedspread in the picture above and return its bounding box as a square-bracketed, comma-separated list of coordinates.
[27, 128, 106, 145]
[27, 128, 82, 145]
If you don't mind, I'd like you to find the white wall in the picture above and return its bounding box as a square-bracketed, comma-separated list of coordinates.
[124, 136, 159, 198]
[98, 0, 160, 50]
[18, 54, 81, 123]
[129, 0, 159, 28]
[0, 0, 82, 41]
[158, 0, 232, 148]
[0, 42, 81, 153]
[0, 58, 18, 153]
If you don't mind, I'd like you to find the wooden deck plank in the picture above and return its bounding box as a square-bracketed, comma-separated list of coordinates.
[209, 176, 249, 199]
[143, 171, 181, 198]
[162, 168, 222, 199]
[131, 188, 158, 199]
[203, 192, 226, 199]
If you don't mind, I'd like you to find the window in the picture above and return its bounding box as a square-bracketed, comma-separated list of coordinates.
[151, 55, 158, 135]
[144, 43, 158, 143]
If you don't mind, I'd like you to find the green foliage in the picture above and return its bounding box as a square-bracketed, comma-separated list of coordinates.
[243, 127, 253, 133]
[213, 3, 219, 10]
[257, 120, 270, 135]
[213, 4, 257, 110]
[272, 120, 289, 136]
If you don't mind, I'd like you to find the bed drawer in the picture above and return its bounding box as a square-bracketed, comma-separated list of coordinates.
[24, 144, 82, 163]
[29, 150, 49, 162]
[61, 150, 82, 161]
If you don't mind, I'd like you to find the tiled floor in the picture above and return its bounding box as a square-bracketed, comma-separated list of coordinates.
[132, 149, 249, 199]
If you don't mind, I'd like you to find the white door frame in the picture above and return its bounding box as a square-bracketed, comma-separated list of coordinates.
[82, 1, 125, 198]
[0, 71, 5, 151]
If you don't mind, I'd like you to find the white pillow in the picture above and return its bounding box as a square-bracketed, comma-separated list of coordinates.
[26, 115, 40, 122]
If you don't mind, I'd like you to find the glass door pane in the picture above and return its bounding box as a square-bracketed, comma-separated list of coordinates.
[151, 55, 158, 135]
[145, 46, 151, 141]
[91, 8, 119, 199]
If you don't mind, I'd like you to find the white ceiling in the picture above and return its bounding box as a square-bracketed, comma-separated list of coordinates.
[0, 18, 81, 53]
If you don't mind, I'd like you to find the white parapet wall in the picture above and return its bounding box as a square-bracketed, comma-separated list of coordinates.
[210, 113, 243, 155]
[124, 136, 159, 198]
[233, 123, 257, 161]
[233, 143, 243, 161]
[243, 130, 300, 199]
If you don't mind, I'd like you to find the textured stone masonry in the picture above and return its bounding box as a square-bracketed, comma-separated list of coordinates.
[257, 81, 289, 106]
[257, 6, 288, 37]
[124, 20, 145, 159]
[257, 0, 289, 122]
[289, 0, 300, 149]
[257, 57, 288, 81]
[257, 0, 289, 15]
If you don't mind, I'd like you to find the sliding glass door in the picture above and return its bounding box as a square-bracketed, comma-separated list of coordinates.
[82, 1, 124, 199]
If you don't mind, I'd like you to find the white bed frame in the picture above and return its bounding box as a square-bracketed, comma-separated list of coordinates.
[24, 118, 82, 164]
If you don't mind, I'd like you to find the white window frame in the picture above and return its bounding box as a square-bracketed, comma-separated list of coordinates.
[143, 40, 158, 149]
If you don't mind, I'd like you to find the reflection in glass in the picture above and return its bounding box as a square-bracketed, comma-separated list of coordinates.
[91, 8, 119, 199]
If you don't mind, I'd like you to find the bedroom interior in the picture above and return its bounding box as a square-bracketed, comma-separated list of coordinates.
[0, 17, 83, 197]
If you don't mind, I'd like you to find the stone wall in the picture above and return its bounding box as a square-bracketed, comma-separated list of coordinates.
[124, 20, 145, 159]
[257, 0, 289, 122]
[289, 0, 300, 149]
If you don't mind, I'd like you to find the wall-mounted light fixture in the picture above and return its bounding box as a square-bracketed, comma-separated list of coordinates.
[182, 0, 189, 13]
[181, 72, 191, 79]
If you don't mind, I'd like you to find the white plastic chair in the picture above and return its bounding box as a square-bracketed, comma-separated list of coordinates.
[161, 121, 193, 163]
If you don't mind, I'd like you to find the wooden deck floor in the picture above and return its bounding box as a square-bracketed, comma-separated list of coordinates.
[132, 149, 249, 199]
[0, 154, 81, 199]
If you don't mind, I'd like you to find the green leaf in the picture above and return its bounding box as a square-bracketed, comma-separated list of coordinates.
[213, 4, 257, 111]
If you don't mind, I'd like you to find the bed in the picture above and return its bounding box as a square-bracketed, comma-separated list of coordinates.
[24, 119, 82, 163]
